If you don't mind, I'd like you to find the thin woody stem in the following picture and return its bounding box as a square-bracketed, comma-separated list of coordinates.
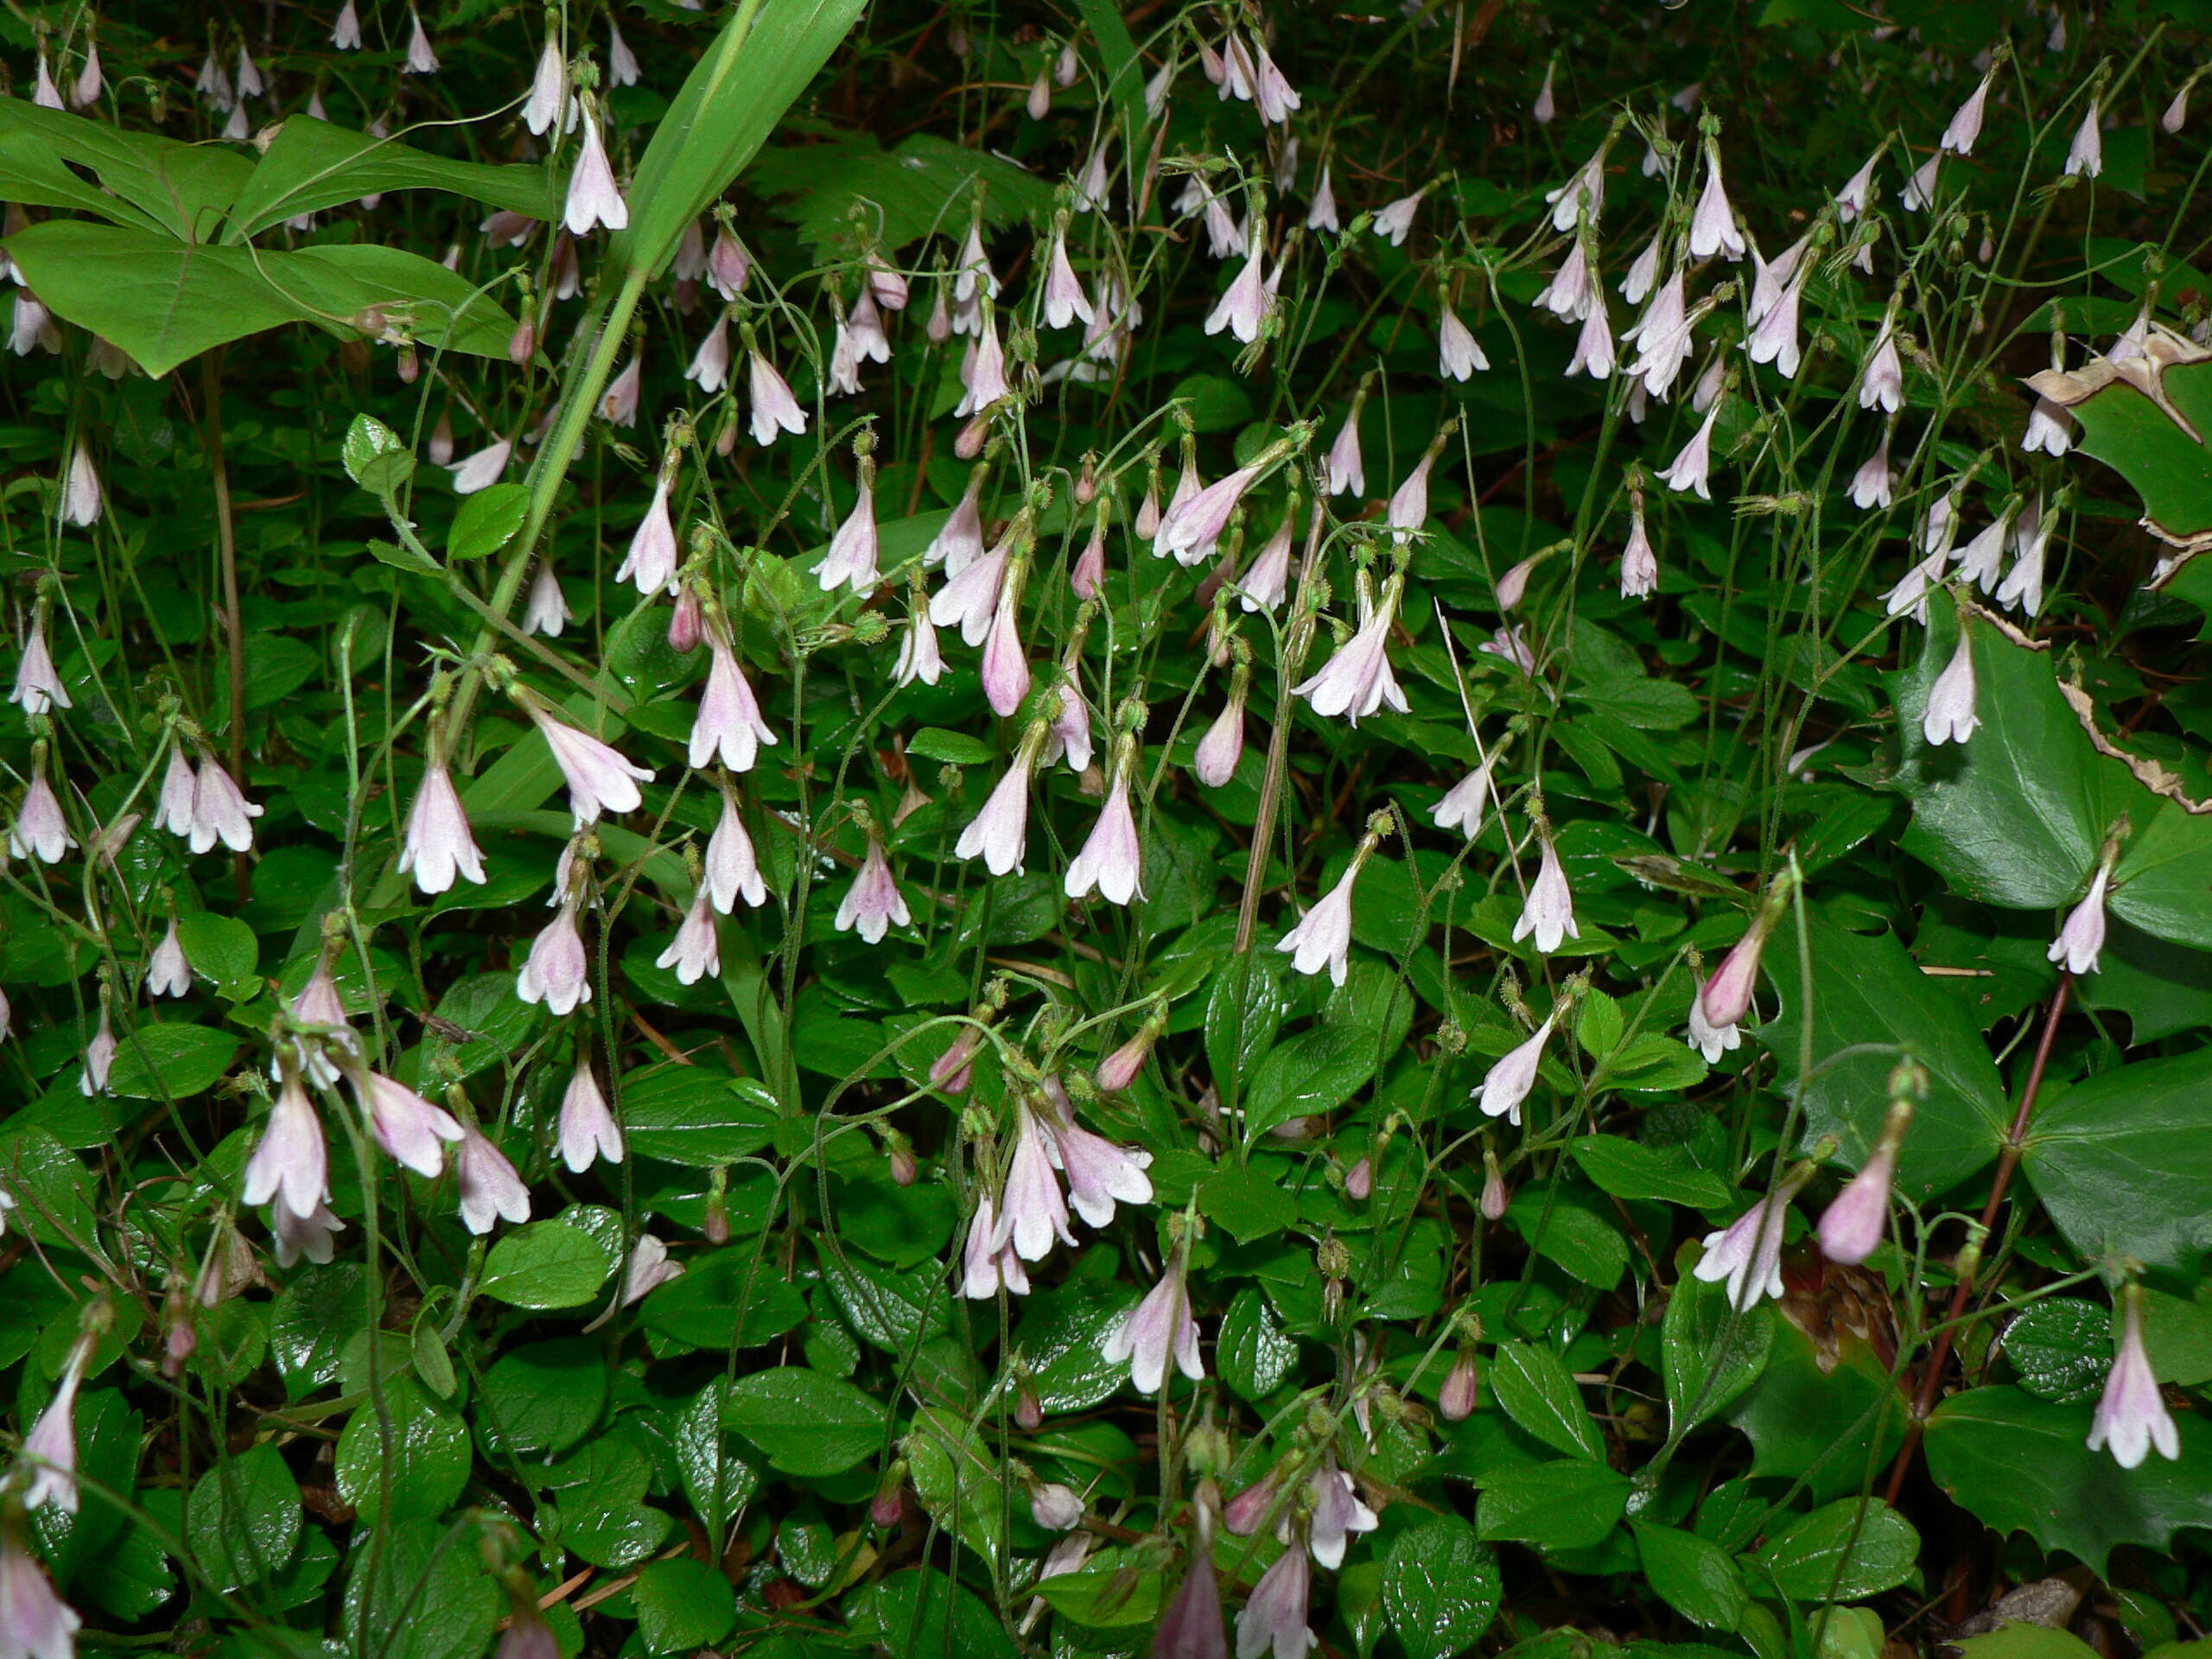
[1883, 972, 2074, 1504]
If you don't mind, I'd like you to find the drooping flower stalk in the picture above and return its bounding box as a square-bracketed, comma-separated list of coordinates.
[836, 830, 910, 944]
[1694, 1161, 1815, 1312]
[1065, 732, 1145, 906]
[2088, 1284, 2181, 1468]
[1474, 1006, 1560, 1126]
[1277, 810, 1390, 988]
[954, 718, 1051, 876]
[1511, 824, 1579, 955]
[1816, 1061, 1923, 1265]
[1293, 568, 1408, 726]
[1103, 1230, 1202, 1393]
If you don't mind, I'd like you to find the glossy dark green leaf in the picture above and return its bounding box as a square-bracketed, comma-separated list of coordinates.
[334, 1377, 469, 1522]
[674, 1382, 760, 1535]
[73, 1522, 175, 1619]
[1925, 1384, 2212, 1571]
[1198, 1163, 1299, 1243]
[340, 1518, 501, 1659]
[1478, 1459, 1630, 1549]
[1489, 1340, 1604, 1459]
[906, 726, 997, 766]
[1569, 1136, 1732, 1208]
[720, 1366, 887, 1478]
[855, 1568, 1018, 1659]
[1759, 911, 2008, 1199]
[175, 912, 257, 987]
[1895, 601, 2119, 908]
[1999, 1299, 2109, 1403]
[1338, 1557, 1389, 1659]
[2031, 350, 2212, 544]
[637, 1566, 739, 1654]
[904, 1404, 1003, 1567]
[1506, 1183, 1630, 1290]
[1217, 1288, 1298, 1401]
[477, 1221, 613, 1310]
[556, 1438, 672, 1569]
[1725, 1320, 1905, 1503]
[446, 483, 529, 563]
[620, 1066, 780, 1166]
[1896, 607, 2212, 950]
[105, 1023, 239, 1100]
[1662, 1271, 1774, 1435]
[476, 1339, 607, 1456]
[270, 1265, 367, 1402]
[1242, 1023, 1381, 1136]
[2077, 921, 2212, 1042]
[1753, 1497, 1919, 1600]
[185, 1444, 301, 1592]
[0, 1128, 96, 1249]
[1382, 1515, 1502, 1659]
[1019, 1282, 1138, 1414]
[643, 1249, 808, 1350]
[44, 1389, 139, 1581]
[1205, 953, 1287, 1108]
[2023, 1046, 2212, 1269]
[1031, 1552, 1166, 1627]
[1632, 1522, 1747, 1631]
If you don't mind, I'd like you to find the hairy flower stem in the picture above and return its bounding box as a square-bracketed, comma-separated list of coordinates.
[447, 267, 651, 738]
[200, 353, 249, 902]
[1884, 972, 2074, 1503]
[1234, 500, 1331, 957]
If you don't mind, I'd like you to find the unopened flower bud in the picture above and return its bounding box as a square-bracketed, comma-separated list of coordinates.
[1222, 1472, 1276, 1535]
[507, 315, 536, 365]
[1438, 1349, 1478, 1421]
[1096, 1001, 1166, 1091]
[1014, 1380, 1042, 1430]
[872, 1465, 908, 1529]
[1480, 1149, 1510, 1220]
[162, 1289, 197, 1376]
[1344, 1157, 1372, 1200]
[667, 586, 703, 652]
[703, 1165, 731, 1243]
[1028, 1479, 1084, 1530]
[1183, 1425, 1230, 1481]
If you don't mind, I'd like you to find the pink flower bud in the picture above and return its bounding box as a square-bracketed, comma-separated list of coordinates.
[1221, 1474, 1276, 1535]
[1096, 1023, 1156, 1092]
[1439, 1351, 1478, 1421]
[1480, 1152, 1510, 1220]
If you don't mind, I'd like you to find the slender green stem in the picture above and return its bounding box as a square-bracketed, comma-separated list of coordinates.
[445, 265, 649, 737]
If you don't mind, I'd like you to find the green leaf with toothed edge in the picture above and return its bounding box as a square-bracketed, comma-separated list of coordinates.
[1925, 1386, 2212, 1573]
[2029, 346, 2212, 548]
